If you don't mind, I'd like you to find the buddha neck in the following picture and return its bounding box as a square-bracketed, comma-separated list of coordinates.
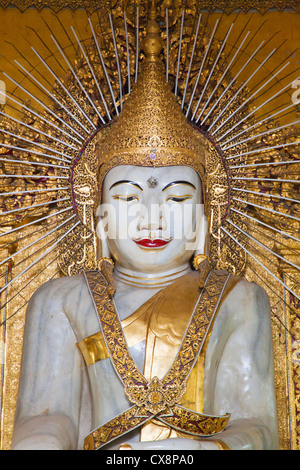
[113, 263, 192, 289]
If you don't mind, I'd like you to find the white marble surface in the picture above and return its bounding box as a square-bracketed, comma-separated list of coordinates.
[12, 274, 278, 450]
[12, 166, 279, 450]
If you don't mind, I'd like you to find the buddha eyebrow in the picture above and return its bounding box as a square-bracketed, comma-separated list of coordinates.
[109, 180, 143, 191]
[162, 181, 196, 191]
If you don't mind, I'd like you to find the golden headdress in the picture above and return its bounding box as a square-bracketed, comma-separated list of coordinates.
[95, 3, 208, 193]
[69, 3, 233, 271]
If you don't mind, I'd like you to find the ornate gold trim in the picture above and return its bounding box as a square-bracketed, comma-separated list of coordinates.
[213, 439, 231, 450]
[82, 268, 232, 449]
[118, 443, 132, 450]
[76, 332, 109, 366]
[0, 0, 298, 14]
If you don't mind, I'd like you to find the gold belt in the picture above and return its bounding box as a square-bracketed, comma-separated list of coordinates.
[83, 268, 231, 450]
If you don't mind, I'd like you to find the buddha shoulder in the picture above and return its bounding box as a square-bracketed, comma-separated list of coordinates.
[27, 273, 89, 315]
[220, 275, 271, 327]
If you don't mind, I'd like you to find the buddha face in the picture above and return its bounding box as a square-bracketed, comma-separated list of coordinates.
[98, 165, 206, 274]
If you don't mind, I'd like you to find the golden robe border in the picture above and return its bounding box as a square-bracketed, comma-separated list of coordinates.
[83, 268, 231, 450]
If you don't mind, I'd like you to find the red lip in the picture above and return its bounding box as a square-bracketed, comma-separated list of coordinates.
[134, 238, 172, 248]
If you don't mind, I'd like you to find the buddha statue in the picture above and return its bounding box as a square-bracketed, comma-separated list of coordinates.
[11, 6, 279, 451]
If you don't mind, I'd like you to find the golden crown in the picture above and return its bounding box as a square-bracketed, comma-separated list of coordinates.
[71, 2, 228, 244]
[95, 2, 208, 192]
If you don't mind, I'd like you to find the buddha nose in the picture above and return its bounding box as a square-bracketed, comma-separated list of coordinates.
[137, 201, 167, 232]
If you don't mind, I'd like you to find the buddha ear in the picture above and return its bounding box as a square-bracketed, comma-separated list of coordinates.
[95, 205, 111, 260]
[193, 213, 211, 278]
[194, 212, 209, 257]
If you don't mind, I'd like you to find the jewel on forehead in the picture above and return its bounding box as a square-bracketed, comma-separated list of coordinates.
[147, 176, 158, 189]
[149, 149, 157, 160]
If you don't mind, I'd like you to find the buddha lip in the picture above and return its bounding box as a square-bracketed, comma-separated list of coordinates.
[133, 238, 172, 248]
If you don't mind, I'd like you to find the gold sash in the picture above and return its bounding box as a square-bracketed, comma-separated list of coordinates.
[81, 269, 237, 450]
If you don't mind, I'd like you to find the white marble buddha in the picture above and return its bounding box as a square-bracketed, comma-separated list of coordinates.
[11, 7, 279, 451]
[11, 163, 278, 450]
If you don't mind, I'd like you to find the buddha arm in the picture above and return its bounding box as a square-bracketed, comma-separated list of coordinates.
[12, 279, 86, 450]
[201, 279, 278, 450]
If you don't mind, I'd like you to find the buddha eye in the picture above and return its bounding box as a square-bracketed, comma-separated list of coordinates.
[112, 194, 140, 202]
[166, 195, 193, 203]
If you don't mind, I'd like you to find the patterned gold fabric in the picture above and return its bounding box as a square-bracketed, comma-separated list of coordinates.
[81, 268, 239, 449]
